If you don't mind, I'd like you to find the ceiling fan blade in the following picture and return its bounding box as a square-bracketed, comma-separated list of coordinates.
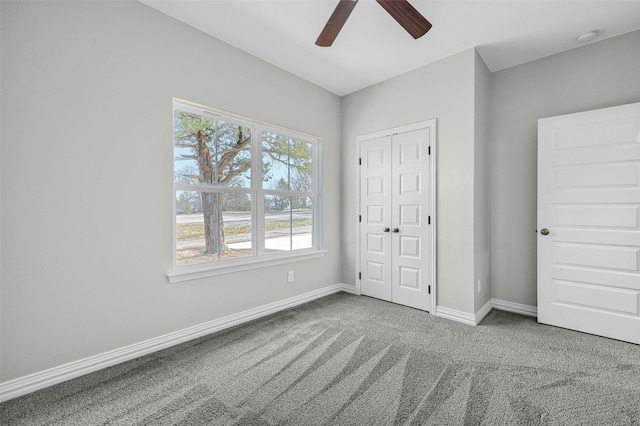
[376, 0, 432, 39]
[316, 0, 359, 47]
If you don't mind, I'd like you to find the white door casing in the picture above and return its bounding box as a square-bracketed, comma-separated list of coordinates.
[537, 102, 640, 345]
[358, 121, 436, 312]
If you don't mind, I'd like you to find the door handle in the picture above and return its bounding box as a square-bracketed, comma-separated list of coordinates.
[383, 227, 390, 232]
[392, 227, 400, 233]
[540, 228, 550, 235]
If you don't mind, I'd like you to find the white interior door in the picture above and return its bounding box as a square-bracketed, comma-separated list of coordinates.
[359, 127, 433, 311]
[360, 135, 393, 301]
[391, 128, 432, 311]
[538, 102, 640, 345]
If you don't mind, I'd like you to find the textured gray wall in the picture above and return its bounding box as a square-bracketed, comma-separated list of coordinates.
[489, 30, 640, 307]
[0, 0, 342, 381]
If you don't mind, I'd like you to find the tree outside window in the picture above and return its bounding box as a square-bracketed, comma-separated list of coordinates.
[173, 101, 318, 267]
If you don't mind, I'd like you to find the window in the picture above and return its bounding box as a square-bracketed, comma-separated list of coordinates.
[170, 100, 322, 282]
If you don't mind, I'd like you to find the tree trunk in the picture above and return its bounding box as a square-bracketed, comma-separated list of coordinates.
[196, 130, 228, 256]
[201, 192, 229, 256]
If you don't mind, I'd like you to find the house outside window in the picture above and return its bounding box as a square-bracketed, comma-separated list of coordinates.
[169, 100, 323, 282]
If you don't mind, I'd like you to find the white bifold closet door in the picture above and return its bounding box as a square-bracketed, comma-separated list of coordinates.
[359, 127, 432, 311]
[537, 102, 640, 345]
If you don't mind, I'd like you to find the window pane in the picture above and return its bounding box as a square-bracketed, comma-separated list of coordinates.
[222, 193, 253, 256]
[292, 196, 313, 250]
[174, 110, 252, 188]
[262, 132, 312, 192]
[263, 195, 313, 253]
[176, 190, 252, 265]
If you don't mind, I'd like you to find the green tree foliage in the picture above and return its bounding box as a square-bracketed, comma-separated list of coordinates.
[176, 191, 195, 214]
[262, 132, 312, 192]
[174, 113, 252, 186]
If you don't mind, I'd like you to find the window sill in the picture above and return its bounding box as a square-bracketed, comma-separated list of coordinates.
[167, 250, 327, 283]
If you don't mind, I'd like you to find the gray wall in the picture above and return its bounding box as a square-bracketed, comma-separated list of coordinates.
[0, 0, 342, 381]
[490, 30, 640, 306]
[473, 51, 492, 312]
[341, 49, 478, 314]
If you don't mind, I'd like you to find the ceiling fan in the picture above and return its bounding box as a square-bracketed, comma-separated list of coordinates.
[316, 0, 432, 47]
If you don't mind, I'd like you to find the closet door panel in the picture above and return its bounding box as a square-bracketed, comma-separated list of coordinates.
[360, 136, 393, 301]
[391, 128, 431, 311]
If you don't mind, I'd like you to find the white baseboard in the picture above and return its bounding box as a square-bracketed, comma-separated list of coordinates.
[475, 299, 494, 324]
[435, 306, 477, 326]
[0, 283, 353, 403]
[338, 283, 357, 294]
[491, 298, 537, 317]
[436, 298, 537, 327]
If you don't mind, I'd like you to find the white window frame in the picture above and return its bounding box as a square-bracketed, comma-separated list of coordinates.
[168, 99, 324, 283]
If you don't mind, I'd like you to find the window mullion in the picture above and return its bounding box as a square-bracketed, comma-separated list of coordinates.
[289, 196, 293, 251]
[313, 141, 321, 249]
[262, 189, 313, 197]
[255, 124, 265, 256]
[175, 184, 254, 194]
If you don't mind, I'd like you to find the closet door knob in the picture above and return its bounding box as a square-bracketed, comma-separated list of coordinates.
[392, 227, 400, 233]
[383, 227, 390, 232]
[540, 228, 550, 236]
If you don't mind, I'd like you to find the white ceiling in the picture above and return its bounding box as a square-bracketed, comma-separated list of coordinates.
[139, 0, 640, 96]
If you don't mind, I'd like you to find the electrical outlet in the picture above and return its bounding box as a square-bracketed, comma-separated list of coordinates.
[477, 279, 482, 293]
[287, 271, 294, 283]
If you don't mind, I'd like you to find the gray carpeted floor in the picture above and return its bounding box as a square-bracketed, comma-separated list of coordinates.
[1, 292, 639, 425]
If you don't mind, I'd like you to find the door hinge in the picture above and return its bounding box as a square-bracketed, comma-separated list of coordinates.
[359, 215, 362, 222]
[428, 285, 431, 294]
[359, 157, 362, 165]
[428, 215, 431, 225]
[428, 146, 431, 155]
[359, 272, 362, 280]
